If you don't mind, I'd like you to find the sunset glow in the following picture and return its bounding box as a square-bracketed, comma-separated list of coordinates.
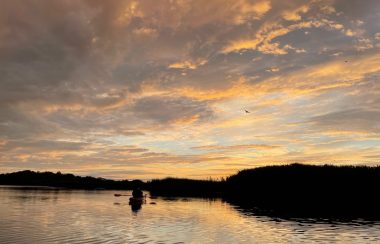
[1, 0, 379, 179]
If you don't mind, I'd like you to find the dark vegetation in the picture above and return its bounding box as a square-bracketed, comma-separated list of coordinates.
[148, 178, 222, 197]
[0, 170, 144, 190]
[1, 164, 380, 218]
[224, 163, 380, 219]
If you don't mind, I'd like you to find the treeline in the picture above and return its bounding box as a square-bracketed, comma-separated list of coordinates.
[2, 164, 380, 218]
[0, 170, 144, 190]
[148, 178, 223, 197]
[147, 163, 380, 218]
[224, 163, 380, 218]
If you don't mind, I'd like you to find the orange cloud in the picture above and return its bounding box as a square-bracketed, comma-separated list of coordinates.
[282, 5, 309, 21]
[223, 16, 350, 54]
[169, 59, 208, 70]
[193, 143, 280, 151]
[234, 0, 271, 24]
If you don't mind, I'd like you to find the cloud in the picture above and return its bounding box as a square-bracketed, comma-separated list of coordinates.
[0, 106, 59, 140]
[0, 140, 88, 153]
[266, 67, 280, 72]
[133, 27, 158, 36]
[255, 52, 380, 95]
[282, 5, 309, 21]
[192, 144, 280, 151]
[355, 38, 374, 51]
[1, 0, 380, 179]
[310, 109, 380, 133]
[131, 95, 214, 125]
[168, 59, 208, 70]
[222, 17, 352, 54]
[233, 0, 271, 24]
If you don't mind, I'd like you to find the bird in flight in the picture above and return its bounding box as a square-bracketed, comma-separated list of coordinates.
[344, 60, 348, 63]
[245, 109, 250, 114]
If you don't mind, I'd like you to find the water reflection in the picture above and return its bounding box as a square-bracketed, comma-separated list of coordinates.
[228, 199, 380, 224]
[1, 186, 379, 243]
[131, 203, 142, 212]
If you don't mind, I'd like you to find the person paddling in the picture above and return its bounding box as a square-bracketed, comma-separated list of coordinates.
[132, 187, 143, 198]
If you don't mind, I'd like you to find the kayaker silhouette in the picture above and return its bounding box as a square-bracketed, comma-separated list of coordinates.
[130, 188, 144, 212]
[132, 188, 143, 198]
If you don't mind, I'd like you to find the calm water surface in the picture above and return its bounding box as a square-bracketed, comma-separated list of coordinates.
[0, 186, 379, 243]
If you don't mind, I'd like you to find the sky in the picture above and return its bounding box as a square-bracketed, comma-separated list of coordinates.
[1, 0, 380, 180]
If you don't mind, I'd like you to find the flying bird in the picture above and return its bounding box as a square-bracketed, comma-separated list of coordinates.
[245, 109, 250, 114]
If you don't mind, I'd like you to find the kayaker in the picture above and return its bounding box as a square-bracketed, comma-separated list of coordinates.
[132, 187, 143, 198]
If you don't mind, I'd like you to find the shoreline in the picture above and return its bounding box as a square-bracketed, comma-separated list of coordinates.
[2, 163, 380, 219]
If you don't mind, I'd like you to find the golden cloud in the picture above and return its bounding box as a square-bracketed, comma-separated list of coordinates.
[168, 59, 208, 70]
[282, 5, 309, 21]
[193, 143, 280, 151]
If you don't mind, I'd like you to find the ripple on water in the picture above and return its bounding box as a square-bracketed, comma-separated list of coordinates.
[1, 187, 380, 243]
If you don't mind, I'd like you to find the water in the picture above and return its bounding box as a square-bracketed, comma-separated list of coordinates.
[0, 186, 379, 243]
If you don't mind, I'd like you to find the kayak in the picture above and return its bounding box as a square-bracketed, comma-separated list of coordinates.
[129, 197, 144, 205]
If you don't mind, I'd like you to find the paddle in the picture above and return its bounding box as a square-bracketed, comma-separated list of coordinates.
[114, 194, 131, 197]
